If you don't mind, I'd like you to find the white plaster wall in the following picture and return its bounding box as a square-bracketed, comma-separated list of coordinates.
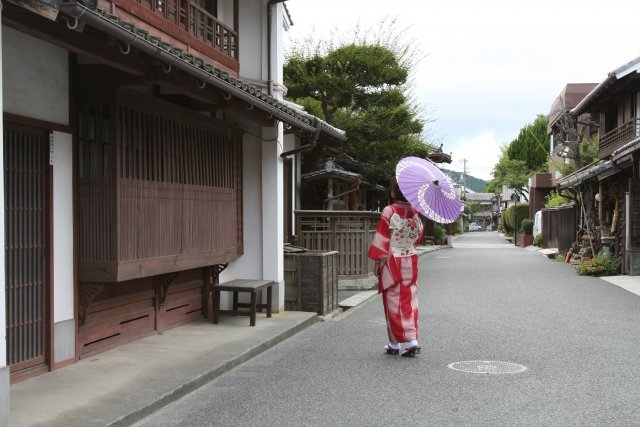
[271, 2, 284, 85]
[223, 1, 288, 310]
[2, 27, 69, 125]
[261, 124, 283, 286]
[53, 132, 74, 322]
[262, 2, 285, 308]
[238, 0, 264, 81]
[222, 133, 263, 282]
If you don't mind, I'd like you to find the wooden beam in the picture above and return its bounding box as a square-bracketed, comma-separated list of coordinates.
[6, 0, 58, 21]
[2, 3, 151, 77]
[223, 98, 279, 127]
[154, 94, 220, 112]
[152, 70, 226, 107]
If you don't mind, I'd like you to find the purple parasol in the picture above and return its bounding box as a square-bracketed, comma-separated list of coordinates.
[395, 157, 462, 224]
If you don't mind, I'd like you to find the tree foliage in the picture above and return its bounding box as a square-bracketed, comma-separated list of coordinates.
[506, 115, 550, 172]
[487, 115, 550, 198]
[464, 201, 485, 218]
[501, 203, 530, 235]
[284, 21, 435, 185]
[545, 190, 571, 208]
[488, 147, 530, 200]
[580, 134, 599, 167]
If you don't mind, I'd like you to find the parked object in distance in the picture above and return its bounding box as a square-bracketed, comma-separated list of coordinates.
[468, 222, 482, 232]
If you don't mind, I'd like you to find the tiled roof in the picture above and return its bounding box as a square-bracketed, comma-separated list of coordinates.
[302, 160, 361, 182]
[465, 192, 495, 202]
[58, 0, 346, 141]
[572, 55, 640, 116]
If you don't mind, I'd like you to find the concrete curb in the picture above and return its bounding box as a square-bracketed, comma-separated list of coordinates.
[109, 314, 319, 427]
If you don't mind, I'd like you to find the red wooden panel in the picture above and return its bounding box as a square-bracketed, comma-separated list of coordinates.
[78, 290, 155, 357]
[157, 279, 205, 331]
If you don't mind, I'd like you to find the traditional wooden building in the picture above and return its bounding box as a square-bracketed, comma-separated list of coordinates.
[0, 0, 345, 402]
[547, 83, 599, 178]
[556, 56, 640, 273]
[300, 160, 386, 212]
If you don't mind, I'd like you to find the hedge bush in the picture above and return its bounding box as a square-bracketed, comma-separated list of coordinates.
[520, 219, 534, 235]
[502, 203, 530, 235]
[533, 233, 543, 247]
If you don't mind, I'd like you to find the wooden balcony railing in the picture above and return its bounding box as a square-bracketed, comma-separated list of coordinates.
[600, 118, 640, 158]
[295, 210, 381, 278]
[132, 0, 238, 61]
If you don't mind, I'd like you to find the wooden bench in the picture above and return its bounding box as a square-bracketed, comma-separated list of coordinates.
[421, 235, 434, 246]
[212, 279, 274, 326]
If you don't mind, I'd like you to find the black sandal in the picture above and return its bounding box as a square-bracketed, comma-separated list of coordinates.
[384, 344, 400, 355]
[401, 346, 421, 357]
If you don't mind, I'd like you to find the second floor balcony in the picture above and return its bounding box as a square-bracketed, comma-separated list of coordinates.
[600, 118, 640, 159]
[115, 0, 238, 69]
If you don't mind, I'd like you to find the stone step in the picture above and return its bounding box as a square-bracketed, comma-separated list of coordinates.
[539, 248, 559, 258]
[338, 291, 377, 310]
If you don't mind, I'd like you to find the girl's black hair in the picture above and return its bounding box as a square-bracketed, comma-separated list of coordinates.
[390, 176, 407, 202]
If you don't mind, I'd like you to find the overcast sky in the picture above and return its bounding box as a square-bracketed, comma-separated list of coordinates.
[283, 0, 640, 181]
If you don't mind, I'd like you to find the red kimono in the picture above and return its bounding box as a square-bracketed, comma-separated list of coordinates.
[368, 201, 424, 343]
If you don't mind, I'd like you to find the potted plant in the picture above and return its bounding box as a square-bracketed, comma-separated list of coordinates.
[518, 219, 534, 247]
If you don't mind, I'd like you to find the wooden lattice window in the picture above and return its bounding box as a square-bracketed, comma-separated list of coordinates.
[77, 94, 243, 282]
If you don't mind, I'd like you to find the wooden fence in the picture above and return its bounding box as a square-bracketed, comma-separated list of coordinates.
[294, 211, 380, 278]
[541, 205, 576, 253]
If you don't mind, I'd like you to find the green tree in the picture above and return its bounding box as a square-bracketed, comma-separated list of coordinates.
[488, 147, 530, 200]
[580, 134, 599, 166]
[465, 201, 485, 218]
[487, 115, 550, 199]
[506, 115, 550, 172]
[284, 23, 435, 185]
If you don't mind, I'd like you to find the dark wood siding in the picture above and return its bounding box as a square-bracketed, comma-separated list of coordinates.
[541, 205, 576, 253]
[77, 92, 242, 282]
[4, 123, 50, 375]
[629, 179, 640, 251]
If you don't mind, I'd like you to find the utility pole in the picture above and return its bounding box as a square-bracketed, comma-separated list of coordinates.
[462, 158, 467, 200]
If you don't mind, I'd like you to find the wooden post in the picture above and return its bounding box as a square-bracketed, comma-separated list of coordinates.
[362, 216, 370, 276]
[599, 182, 604, 223]
[327, 177, 334, 210]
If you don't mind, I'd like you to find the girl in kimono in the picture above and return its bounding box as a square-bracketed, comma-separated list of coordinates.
[368, 176, 424, 357]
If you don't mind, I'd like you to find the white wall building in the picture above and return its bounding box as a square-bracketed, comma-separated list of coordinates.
[0, 2, 344, 421]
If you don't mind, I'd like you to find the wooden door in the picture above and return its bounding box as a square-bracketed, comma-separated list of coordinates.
[283, 158, 292, 244]
[636, 92, 640, 137]
[4, 123, 50, 378]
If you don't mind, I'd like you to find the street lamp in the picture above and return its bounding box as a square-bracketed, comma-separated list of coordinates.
[511, 193, 520, 246]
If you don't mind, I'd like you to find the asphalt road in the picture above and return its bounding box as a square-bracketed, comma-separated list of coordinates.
[135, 231, 640, 426]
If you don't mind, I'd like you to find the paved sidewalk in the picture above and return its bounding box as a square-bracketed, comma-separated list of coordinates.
[600, 275, 640, 298]
[9, 243, 452, 427]
[9, 312, 316, 427]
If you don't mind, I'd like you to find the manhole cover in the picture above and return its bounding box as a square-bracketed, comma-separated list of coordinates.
[448, 360, 527, 374]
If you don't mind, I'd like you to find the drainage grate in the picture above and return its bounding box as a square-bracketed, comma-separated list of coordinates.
[448, 360, 527, 374]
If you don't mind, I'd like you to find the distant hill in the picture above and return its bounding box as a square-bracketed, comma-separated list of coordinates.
[442, 168, 488, 193]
